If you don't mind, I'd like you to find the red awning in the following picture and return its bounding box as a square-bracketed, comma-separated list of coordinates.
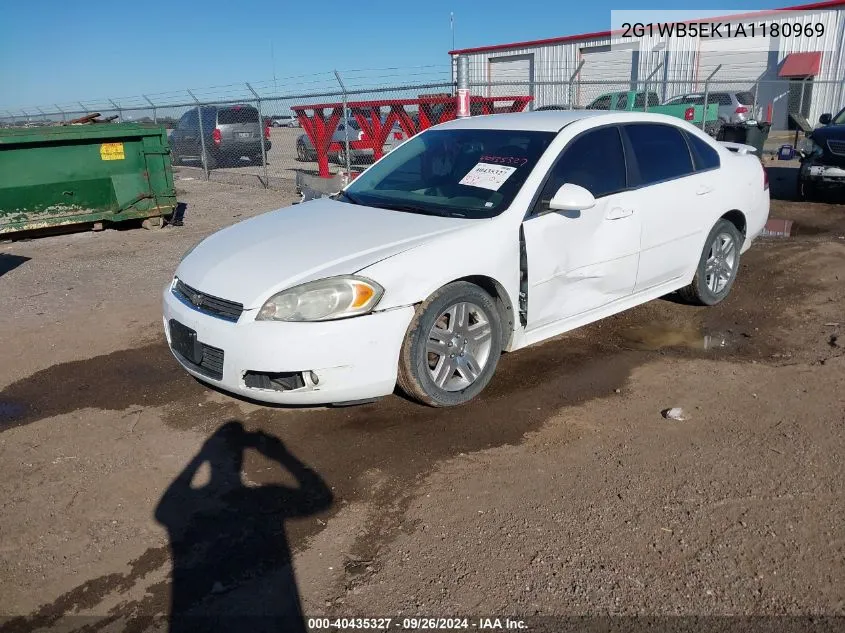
[778, 52, 822, 77]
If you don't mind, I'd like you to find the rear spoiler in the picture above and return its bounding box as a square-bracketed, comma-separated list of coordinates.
[719, 141, 758, 155]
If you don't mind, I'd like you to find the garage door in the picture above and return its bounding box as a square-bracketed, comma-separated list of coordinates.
[578, 47, 635, 106]
[489, 55, 533, 100]
[697, 35, 770, 84]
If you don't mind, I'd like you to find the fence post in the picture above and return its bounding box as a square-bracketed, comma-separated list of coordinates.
[702, 65, 722, 131]
[456, 55, 470, 118]
[78, 102, 88, 116]
[109, 99, 122, 122]
[642, 63, 664, 113]
[333, 71, 352, 177]
[143, 95, 157, 124]
[54, 104, 65, 122]
[36, 107, 47, 123]
[21, 109, 28, 123]
[246, 82, 269, 188]
[568, 60, 585, 110]
[798, 78, 808, 120]
[753, 81, 760, 119]
[187, 90, 209, 180]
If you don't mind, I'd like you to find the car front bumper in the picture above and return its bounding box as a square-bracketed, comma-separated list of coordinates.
[162, 283, 415, 405]
[801, 162, 845, 184]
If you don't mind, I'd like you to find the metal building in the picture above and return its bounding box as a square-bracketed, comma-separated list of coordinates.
[449, 0, 845, 129]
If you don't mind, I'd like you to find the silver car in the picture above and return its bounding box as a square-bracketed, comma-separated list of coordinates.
[664, 91, 761, 125]
[170, 104, 271, 170]
[296, 118, 405, 165]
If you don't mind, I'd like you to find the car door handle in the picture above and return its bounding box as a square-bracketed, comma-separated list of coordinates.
[606, 207, 634, 220]
[696, 186, 714, 196]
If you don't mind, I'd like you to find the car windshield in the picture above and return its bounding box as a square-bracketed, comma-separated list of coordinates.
[341, 128, 555, 219]
[833, 108, 845, 125]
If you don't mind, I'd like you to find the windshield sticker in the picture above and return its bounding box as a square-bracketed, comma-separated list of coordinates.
[459, 163, 517, 191]
[479, 155, 529, 167]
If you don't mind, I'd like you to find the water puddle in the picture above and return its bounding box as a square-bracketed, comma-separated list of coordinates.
[620, 323, 732, 352]
[0, 401, 28, 426]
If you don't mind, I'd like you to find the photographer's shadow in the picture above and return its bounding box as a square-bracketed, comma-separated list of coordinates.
[155, 421, 332, 633]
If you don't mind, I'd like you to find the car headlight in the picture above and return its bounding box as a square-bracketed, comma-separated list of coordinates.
[256, 276, 384, 322]
[798, 136, 823, 156]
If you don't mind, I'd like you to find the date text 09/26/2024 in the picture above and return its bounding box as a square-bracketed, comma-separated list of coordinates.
[307, 617, 528, 630]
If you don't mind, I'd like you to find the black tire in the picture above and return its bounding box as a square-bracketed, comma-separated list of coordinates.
[678, 219, 744, 306]
[170, 150, 181, 166]
[397, 282, 503, 407]
[337, 146, 353, 167]
[296, 142, 308, 162]
[203, 152, 218, 171]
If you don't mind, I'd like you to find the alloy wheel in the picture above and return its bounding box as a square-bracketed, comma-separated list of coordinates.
[705, 232, 737, 294]
[425, 302, 493, 392]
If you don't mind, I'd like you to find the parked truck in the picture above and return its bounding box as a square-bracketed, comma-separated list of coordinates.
[585, 91, 721, 133]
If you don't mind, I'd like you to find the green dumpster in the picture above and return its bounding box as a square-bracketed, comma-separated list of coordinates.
[0, 123, 177, 235]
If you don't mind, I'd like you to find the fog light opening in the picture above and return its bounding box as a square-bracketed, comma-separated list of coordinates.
[306, 370, 320, 386]
[243, 371, 305, 392]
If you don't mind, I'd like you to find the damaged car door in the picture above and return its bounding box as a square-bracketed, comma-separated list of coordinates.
[522, 124, 641, 330]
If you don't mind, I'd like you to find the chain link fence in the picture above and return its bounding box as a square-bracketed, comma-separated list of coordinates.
[3, 71, 842, 190]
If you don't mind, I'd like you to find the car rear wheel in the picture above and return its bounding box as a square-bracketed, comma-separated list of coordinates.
[202, 152, 218, 171]
[678, 219, 743, 306]
[296, 142, 308, 162]
[397, 282, 502, 407]
[337, 146, 349, 167]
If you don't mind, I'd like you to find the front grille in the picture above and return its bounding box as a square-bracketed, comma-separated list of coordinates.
[827, 140, 845, 156]
[173, 279, 243, 322]
[174, 342, 225, 380]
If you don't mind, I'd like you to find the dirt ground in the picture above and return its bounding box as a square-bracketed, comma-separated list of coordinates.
[0, 174, 844, 632]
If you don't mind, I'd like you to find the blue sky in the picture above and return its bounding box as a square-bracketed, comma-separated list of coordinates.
[1, 0, 780, 111]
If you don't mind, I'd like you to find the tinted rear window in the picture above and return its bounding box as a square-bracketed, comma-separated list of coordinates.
[736, 91, 755, 105]
[634, 92, 660, 107]
[625, 123, 694, 185]
[217, 107, 260, 124]
[685, 132, 721, 171]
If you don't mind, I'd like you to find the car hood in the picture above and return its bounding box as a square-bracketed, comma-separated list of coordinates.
[175, 198, 471, 309]
[811, 124, 845, 142]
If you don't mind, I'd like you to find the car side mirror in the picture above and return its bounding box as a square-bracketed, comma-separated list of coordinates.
[548, 183, 596, 212]
[819, 113, 832, 125]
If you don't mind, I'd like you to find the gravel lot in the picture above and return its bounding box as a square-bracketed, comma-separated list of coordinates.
[0, 172, 844, 632]
[179, 128, 358, 190]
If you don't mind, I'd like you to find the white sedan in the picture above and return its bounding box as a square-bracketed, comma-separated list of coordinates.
[163, 111, 769, 407]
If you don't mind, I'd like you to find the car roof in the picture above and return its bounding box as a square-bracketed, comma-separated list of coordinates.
[434, 110, 700, 132]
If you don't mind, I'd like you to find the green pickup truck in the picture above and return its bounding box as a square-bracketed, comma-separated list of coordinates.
[586, 91, 720, 132]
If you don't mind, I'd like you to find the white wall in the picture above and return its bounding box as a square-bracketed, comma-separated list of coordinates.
[454, 5, 845, 126]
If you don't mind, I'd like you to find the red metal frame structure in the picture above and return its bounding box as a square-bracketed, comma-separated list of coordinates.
[292, 95, 532, 177]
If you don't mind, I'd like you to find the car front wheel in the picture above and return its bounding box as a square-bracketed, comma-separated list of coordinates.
[678, 219, 743, 306]
[398, 282, 503, 407]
